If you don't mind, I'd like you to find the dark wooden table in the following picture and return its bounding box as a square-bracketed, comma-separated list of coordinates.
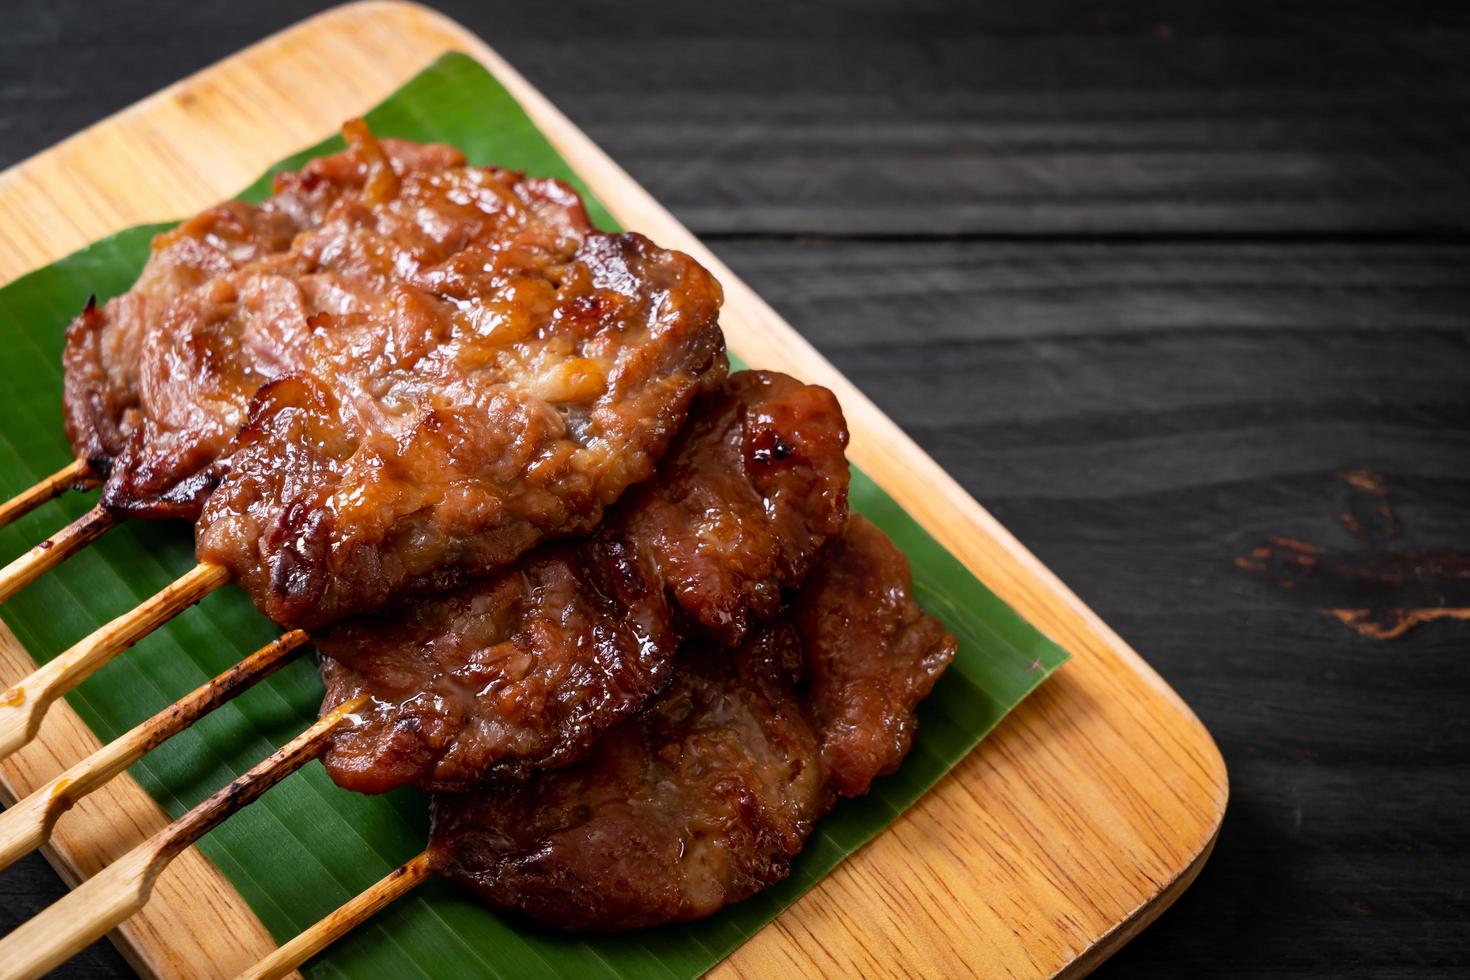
[3, 1, 1467, 975]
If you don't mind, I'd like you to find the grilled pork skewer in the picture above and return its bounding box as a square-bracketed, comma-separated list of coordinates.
[0, 126, 430, 600]
[0, 367, 849, 977]
[2, 120, 725, 624]
[238, 517, 956, 976]
[0, 117, 963, 979]
[0, 373, 863, 978]
[430, 518, 956, 931]
[0, 122, 727, 760]
[317, 370, 849, 794]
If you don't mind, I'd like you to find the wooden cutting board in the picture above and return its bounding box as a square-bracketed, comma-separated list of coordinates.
[0, 3, 1228, 977]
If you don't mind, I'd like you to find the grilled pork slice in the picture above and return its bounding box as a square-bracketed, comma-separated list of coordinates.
[429, 516, 956, 931]
[317, 371, 850, 793]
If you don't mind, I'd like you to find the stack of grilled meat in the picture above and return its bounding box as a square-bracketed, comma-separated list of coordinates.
[60, 121, 956, 931]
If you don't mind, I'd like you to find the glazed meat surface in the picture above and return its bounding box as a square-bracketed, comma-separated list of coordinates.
[430, 631, 828, 932]
[318, 370, 850, 793]
[797, 516, 958, 796]
[190, 124, 726, 629]
[63, 124, 467, 518]
[62, 119, 729, 628]
[620, 370, 853, 646]
[429, 516, 956, 931]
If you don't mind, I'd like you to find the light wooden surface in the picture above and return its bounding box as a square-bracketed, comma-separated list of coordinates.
[0, 3, 1228, 977]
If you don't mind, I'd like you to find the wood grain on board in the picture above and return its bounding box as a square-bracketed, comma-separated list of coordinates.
[0, 3, 1227, 977]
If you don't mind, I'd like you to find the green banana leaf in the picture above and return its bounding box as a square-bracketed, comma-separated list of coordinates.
[0, 52, 1068, 978]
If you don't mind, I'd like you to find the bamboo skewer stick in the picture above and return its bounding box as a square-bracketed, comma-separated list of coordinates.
[238, 851, 433, 980]
[0, 461, 95, 531]
[0, 505, 114, 604]
[0, 692, 368, 980]
[0, 562, 229, 760]
[0, 629, 308, 872]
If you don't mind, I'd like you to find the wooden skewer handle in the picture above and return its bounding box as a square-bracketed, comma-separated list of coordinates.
[0, 562, 229, 761]
[238, 851, 432, 980]
[0, 630, 307, 872]
[0, 505, 113, 604]
[0, 460, 95, 531]
[0, 693, 366, 980]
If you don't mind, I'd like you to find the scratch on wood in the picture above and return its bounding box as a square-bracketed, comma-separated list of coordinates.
[1327, 608, 1470, 641]
[1236, 471, 1469, 640]
[1337, 469, 1386, 495]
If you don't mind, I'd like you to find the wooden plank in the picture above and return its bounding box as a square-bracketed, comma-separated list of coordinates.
[709, 240, 1470, 494]
[716, 240, 1470, 346]
[0, 3, 1227, 977]
[714, 238, 1470, 976]
[3, 2, 1469, 236]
